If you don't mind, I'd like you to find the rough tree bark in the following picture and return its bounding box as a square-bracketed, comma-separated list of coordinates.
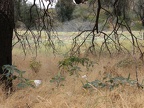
[0, 0, 14, 93]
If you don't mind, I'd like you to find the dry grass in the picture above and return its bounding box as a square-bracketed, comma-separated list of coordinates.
[0, 51, 144, 108]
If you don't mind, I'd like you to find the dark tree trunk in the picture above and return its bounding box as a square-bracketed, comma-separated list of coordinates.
[0, 0, 14, 93]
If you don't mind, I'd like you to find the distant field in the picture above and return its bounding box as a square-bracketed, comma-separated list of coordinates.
[13, 30, 144, 55]
[13, 30, 144, 42]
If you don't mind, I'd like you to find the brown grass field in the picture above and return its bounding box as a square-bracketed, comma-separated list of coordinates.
[1, 31, 144, 108]
[0, 50, 144, 108]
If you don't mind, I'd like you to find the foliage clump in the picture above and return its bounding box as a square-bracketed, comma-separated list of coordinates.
[50, 72, 65, 87]
[58, 56, 94, 76]
[83, 73, 144, 90]
[50, 56, 94, 87]
[29, 57, 41, 73]
[2, 65, 34, 88]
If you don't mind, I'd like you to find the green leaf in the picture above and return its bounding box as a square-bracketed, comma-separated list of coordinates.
[83, 83, 91, 88]
[17, 83, 27, 88]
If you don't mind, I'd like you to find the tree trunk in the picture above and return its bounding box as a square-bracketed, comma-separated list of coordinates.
[0, 0, 14, 94]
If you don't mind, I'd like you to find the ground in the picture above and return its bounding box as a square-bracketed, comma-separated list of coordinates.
[0, 51, 144, 108]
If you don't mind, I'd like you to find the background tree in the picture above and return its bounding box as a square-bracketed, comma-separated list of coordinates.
[55, 0, 75, 22]
[14, 0, 40, 28]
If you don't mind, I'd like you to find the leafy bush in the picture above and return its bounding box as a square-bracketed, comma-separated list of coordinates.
[58, 56, 94, 76]
[50, 72, 65, 87]
[29, 57, 41, 73]
[2, 65, 34, 88]
[83, 73, 144, 90]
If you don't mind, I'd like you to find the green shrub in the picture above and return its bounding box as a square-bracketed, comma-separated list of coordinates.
[29, 57, 41, 73]
[50, 72, 65, 87]
[83, 73, 144, 90]
[2, 65, 34, 88]
[58, 56, 94, 76]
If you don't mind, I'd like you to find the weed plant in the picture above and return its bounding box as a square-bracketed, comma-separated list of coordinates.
[50, 72, 65, 87]
[83, 73, 144, 90]
[2, 65, 34, 88]
[29, 57, 41, 73]
[58, 56, 94, 76]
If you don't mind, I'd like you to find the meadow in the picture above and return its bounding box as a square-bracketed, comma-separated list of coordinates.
[0, 31, 144, 108]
